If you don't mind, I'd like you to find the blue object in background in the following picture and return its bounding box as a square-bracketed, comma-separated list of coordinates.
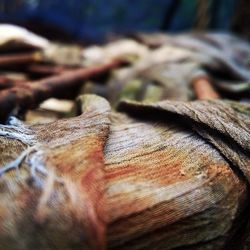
[0, 0, 237, 42]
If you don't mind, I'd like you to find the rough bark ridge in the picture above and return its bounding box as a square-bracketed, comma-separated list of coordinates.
[0, 95, 250, 249]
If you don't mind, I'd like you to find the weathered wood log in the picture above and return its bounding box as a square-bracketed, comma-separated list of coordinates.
[0, 59, 122, 122]
[0, 95, 249, 249]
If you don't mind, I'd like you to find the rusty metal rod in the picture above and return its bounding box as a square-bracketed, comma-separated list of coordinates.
[0, 76, 27, 90]
[0, 52, 41, 67]
[26, 63, 67, 76]
[0, 59, 122, 122]
[192, 75, 220, 100]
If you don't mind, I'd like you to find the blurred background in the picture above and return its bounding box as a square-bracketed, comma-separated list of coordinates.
[0, 0, 247, 43]
[1, 0, 250, 123]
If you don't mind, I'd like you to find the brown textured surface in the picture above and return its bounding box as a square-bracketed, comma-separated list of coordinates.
[0, 95, 249, 249]
[0, 95, 111, 249]
[118, 99, 250, 181]
[108, 100, 250, 249]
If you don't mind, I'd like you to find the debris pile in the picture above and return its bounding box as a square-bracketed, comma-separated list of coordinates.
[0, 25, 250, 250]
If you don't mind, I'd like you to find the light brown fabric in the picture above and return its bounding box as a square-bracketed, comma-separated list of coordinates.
[0, 95, 111, 250]
[0, 95, 249, 249]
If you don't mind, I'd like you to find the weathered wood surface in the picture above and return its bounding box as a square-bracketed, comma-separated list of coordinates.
[0, 95, 249, 249]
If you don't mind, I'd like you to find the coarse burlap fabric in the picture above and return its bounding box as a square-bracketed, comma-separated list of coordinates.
[0, 95, 249, 249]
